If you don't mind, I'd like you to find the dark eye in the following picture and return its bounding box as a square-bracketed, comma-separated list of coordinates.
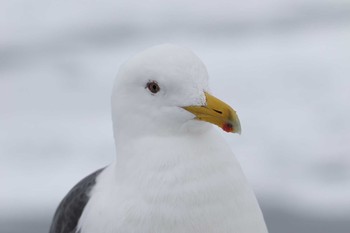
[146, 81, 160, 94]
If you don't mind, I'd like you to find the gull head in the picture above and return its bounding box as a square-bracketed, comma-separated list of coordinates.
[111, 44, 241, 139]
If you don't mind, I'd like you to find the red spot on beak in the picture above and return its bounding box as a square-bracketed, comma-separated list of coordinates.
[222, 123, 233, 133]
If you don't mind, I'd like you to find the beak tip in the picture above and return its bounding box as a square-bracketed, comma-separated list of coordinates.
[232, 128, 242, 135]
[233, 116, 241, 135]
[235, 123, 242, 135]
[224, 116, 241, 134]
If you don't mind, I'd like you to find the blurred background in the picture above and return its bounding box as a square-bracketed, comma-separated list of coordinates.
[1, 0, 350, 232]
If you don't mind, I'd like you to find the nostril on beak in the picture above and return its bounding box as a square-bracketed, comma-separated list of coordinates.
[213, 109, 223, 114]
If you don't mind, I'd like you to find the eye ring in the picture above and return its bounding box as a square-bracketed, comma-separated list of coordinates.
[146, 81, 160, 94]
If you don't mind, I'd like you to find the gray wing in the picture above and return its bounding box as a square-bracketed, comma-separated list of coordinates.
[49, 168, 104, 233]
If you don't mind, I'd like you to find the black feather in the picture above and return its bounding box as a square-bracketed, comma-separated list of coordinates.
[49, 168, 104, 233]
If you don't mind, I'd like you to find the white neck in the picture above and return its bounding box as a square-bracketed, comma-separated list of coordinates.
[78, 128, 268, 233]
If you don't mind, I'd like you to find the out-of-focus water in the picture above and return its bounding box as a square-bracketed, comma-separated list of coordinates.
[1, 1, 350, 232]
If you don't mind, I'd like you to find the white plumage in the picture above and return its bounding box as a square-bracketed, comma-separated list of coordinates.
[77, 44, 268, 233]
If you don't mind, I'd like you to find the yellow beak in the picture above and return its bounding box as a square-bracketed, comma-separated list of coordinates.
[182, 92, 241, 134]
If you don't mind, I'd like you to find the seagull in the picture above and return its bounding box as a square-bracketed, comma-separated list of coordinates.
[49, 44, 268, 233]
